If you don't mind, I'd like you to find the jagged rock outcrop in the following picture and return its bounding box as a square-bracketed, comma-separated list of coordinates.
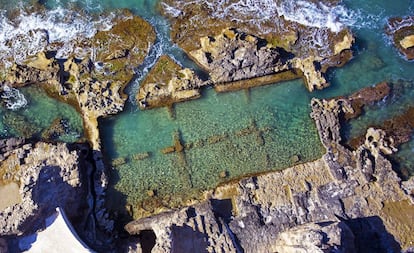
[0, 142, 87, 235]
[137, 55, 207, 109]
[5, 52, 60, 86]
[125, 202, 237, 253]
[125, 86, 414, 252]
[161, 0, 354, 92]
[2, 11, 156, 150]
[0, 140, 115, 251]
[189, 28, 292, 84]
[386, 16, 414, 60]
[272, 222, 356, 253]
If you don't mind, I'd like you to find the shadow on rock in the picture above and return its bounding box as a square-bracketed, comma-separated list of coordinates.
[344, 216, 402, 253]
[171, 224, 209, 253]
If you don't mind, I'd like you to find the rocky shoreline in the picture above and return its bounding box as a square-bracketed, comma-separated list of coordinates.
[136, 0, 355, 110]
[125, 85, 414, 252]
[0, 2, 413, 253]
[2, 10, 156, 150]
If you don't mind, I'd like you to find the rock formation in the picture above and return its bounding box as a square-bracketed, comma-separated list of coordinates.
[272, 222, 356, 253]
[386, 16, 414, 60]
[1, 10, 156, 150]
[0, 141, 87, 235]
[125, 85, 414, 253]
[137, 55, 207, 109]
[161, 0, 354, 92]
[0, 139, 116, 251]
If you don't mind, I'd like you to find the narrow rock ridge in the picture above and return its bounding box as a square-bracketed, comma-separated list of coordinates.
[125, 86, 414, 252]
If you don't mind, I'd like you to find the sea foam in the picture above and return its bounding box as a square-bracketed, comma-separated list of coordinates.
[1, 85, 28, 110]
[275, 1, 357, 33]
[0, 6, 114, 68]
[163, 0, 360, 33]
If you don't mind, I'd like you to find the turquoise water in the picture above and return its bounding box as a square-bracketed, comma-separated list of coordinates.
[0, 0, 414, 218]
[102, 81, 323, 216]
[0, 85, 83, 142]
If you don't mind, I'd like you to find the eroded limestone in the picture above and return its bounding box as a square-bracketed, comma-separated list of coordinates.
[137, 55, 207, 109]
[386, 16, 414, 60]
[161, 1, 354, 92]
[125, 85, 414, 252]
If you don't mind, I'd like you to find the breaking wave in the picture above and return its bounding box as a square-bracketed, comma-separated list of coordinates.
[276, 1, 358, 33]
[163, 0, 362, 33]
[1, 85, 28, 110]
[0, 6, 114, 68]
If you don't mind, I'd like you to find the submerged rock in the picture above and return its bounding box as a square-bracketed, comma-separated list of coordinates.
[125, 85, 414, 252]
[161, 0, 354, 92]
[386, 16, 414, 60]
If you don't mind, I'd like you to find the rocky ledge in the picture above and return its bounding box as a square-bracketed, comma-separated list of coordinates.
[137, 55, 208, 109]
[0, 139, 116, 251]
[125, 84, 414, 252]
[1, 10, 156, 150]
[386, 16, 414, 60]
[161, 0, 354, 93]
[0, 140, 87, 236]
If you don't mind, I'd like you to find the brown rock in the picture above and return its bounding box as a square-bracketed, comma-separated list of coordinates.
[137, 55, 206, 109]
[161, 1, 354, 92]
[386, 16, 414, 60]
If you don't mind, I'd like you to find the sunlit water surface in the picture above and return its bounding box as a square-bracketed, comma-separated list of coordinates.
[0, 0, 413, 218]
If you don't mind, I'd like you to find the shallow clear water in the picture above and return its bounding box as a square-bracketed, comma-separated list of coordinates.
[102, 81, 324, 215]
[1, 0, 414, 218]
[1, 85, 83, 142]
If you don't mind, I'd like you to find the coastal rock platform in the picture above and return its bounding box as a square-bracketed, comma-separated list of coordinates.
[161, 0, 354, 93]
[1, 10, 156, 150]
[137, 55, 207, 109]
[125, 85, 414, 253]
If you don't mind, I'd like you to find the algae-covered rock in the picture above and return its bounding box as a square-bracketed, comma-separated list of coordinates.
[92, 13, 156, 84]
[137, 55, 206, 109]
[48, 12, 155, 150]
[160, 0, 354, 92]
[2, 10, 156, 150]
[41, 117, 72, 141]
[386, 16, 414, 60]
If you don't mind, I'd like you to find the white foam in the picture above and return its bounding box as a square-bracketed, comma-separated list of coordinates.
[1, 85, 28, 111]
[276, 1, 357, 33]
[163, 0, 360, 33]
[0, 7, 114, 67]
[128, 17, 171, 104]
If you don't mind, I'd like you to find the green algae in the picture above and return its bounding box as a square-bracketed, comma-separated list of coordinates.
[0, 85, 83, 142]
[102, 81, 325, 219]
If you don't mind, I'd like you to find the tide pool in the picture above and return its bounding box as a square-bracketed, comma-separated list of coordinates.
[0, 0, 413, 219]
[101, 80, 324, 218]
[0, 85, 83, 142]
